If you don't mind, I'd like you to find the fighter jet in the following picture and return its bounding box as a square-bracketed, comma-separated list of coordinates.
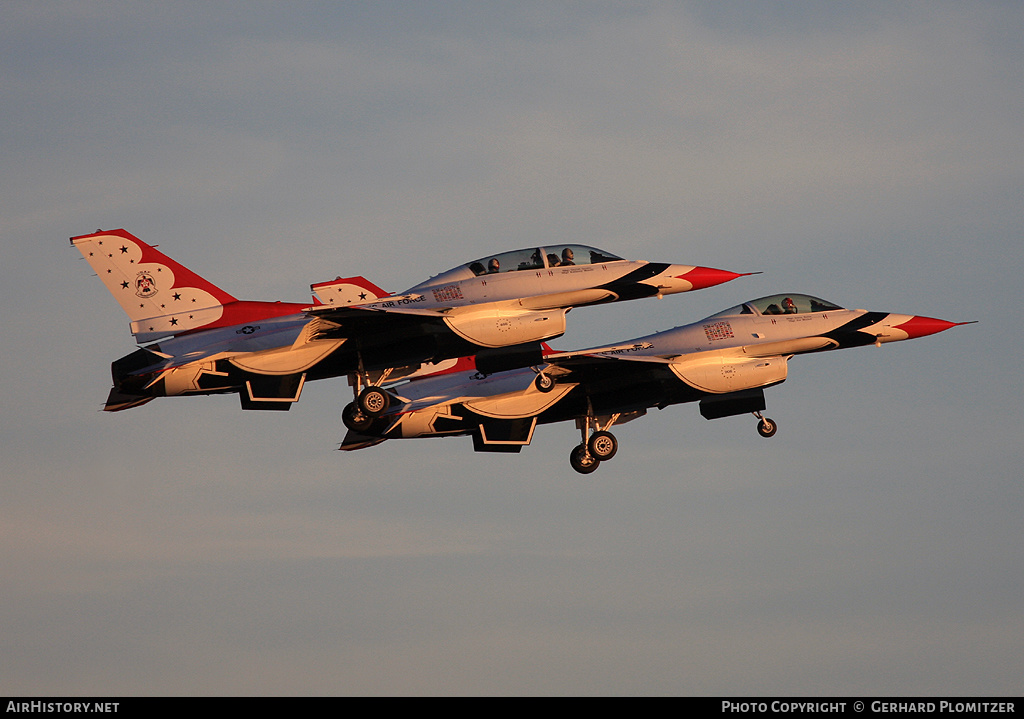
[70, 229, 747, 415]
[339, 293, 972, 473]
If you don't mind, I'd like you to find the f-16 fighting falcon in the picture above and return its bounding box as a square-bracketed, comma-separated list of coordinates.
[71, 229, 748, 417]
[338, 294, 972, 473]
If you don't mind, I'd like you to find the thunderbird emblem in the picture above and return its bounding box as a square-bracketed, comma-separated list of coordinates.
[135, 272, 157, 298]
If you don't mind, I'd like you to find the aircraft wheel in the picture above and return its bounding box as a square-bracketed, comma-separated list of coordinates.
[358, 386, 390, 417]
[757, 417, 778, 438]
[342, 402, 375, 433]
[588, 430, 618, 460]
[534, 373, 555, 393]
[570, 444, 601, 475]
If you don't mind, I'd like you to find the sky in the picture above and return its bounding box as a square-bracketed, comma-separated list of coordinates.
[2, 0, 1022, 696]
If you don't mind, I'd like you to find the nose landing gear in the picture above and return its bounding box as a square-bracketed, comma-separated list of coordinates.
[754, 411, 778, 438]
[533, 371, 555, 393]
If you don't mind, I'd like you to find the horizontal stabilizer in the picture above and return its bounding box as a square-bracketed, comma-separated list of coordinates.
[339, 431, 388, 451]
[103, 388, 156, 412]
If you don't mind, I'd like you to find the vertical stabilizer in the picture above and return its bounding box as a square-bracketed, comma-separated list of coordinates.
[311, 276, 390, 306]
[71, 229, 238, 342]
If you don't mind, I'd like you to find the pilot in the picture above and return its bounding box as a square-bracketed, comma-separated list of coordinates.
[487, 258, 500, 273]
[782, 297, 797, 314]
[561, 248, 575, 265]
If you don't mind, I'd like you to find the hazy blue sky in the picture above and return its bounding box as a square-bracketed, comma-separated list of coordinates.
[3, 1, 1022, 695]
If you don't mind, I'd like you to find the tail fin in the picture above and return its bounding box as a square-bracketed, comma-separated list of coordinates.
[71, 229, 239, 342]
[311, 276, 389, 306]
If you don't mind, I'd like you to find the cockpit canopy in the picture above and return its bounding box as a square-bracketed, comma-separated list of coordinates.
[407, 245, 625, 291]
[709, 294, 844, 318]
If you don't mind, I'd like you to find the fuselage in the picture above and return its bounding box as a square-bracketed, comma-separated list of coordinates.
[104, 243, 744, 409]
[359, 294, 962, 443]
[394, 248, 729, 309]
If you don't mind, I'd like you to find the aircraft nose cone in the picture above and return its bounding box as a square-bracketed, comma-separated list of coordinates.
[676, 266, 754, 290]
[893, 315, 971, 339]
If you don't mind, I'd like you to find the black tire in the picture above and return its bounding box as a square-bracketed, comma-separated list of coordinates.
[588, 430, 618, 460]
[358, 386, 390, 417]
[534, 373, 555, 393]
[342, 402, 375, 433]
[757, 417, 778, 438]
[570, 444, 601, 475]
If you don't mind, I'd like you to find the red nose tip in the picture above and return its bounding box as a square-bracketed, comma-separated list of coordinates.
[678, 267, 756, 290]
[895, 316, 972, 339]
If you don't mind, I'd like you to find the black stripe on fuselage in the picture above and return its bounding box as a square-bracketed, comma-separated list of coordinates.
[823, 312, 890, 348]
[592, 263, 671, 303]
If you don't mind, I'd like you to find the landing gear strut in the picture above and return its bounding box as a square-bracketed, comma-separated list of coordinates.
[568, 405, 622, 474]
[754, 411, 778, 438]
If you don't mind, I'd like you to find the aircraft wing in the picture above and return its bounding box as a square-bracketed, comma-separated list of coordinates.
[545, 343, 680, 367]
[308, 301, 446, 318]
[127, 314, 345, 373]
[542, 334, 847, 399]
[294, 303, 458, 369]
[546, 335, 840, 369]
[384, 364, 569, 415]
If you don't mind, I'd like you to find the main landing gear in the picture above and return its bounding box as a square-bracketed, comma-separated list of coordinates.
[753, 411, 778, 438]
[342, 366, 395, 433]
[342, 393, 393, 433]
[569, 409, 622, 475]
[357, 386, 390, 416]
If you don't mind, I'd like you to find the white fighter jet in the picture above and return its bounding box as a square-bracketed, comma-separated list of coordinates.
[339, 293, 972, 473]
[71, 229, 747, 415]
